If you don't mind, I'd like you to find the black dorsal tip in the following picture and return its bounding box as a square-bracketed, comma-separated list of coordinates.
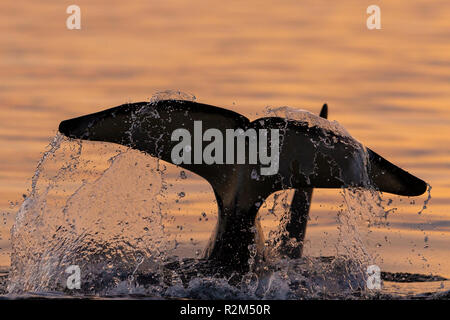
[320, 103, 328, 119]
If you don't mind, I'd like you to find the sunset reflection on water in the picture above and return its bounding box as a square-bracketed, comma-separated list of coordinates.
[0, 1, 449, 278]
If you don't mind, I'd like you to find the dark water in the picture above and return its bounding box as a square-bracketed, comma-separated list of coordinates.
[1, 266, 449, 299]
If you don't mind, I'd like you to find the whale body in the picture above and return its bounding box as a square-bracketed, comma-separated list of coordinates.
[58, 99, 427, 272]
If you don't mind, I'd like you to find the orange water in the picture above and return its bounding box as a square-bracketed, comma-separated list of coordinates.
[0, 1, 449, 279]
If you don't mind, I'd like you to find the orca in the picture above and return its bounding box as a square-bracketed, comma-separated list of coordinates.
[278, 103, 329, 258]
[58, 99, 427, 272]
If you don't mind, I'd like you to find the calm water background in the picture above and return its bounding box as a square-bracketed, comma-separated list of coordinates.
[0, 1, 449, 279]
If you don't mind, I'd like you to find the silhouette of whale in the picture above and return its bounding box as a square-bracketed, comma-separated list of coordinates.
[58, 99, 427, 272]
[278, 103, 329, 259]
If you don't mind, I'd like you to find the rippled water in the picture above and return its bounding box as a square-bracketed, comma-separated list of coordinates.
[0, 0, 449, 298]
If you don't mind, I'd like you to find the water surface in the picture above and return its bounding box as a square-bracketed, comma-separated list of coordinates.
[0, 0, 449, 295]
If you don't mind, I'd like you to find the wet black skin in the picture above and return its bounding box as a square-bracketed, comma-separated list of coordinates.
[59, 99, 427, 273]
[279, 103, 328, 258]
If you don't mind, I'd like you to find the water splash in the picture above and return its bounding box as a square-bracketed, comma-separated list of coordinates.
[7, 137, 175, 294]
[5, 101, 434, 298]
[150, 90, 196, 103]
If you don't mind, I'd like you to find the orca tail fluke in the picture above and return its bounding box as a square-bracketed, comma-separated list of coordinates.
[57, 99, 428, 273]
[367, 148, 427, 196]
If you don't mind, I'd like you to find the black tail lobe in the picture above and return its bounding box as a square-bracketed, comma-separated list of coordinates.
[367, 148, 427, 196]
